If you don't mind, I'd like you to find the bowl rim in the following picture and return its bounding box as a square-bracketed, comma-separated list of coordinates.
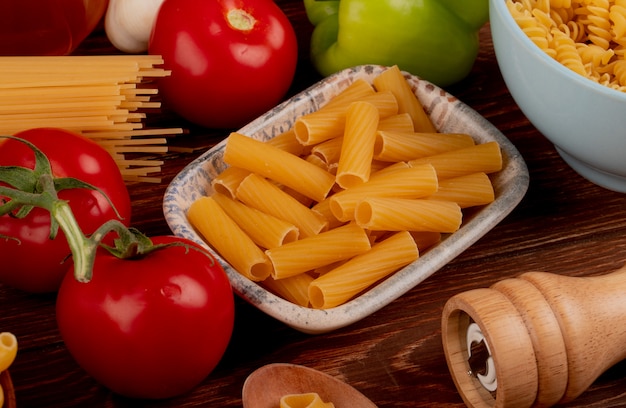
[163, 65, 530, 334]
[489, 0, 626, 103]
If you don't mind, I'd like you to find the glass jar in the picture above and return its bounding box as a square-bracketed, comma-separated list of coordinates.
[0, 0, 108, 55]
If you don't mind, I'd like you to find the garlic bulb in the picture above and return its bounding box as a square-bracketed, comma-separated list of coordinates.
[105, 0, 166, 53]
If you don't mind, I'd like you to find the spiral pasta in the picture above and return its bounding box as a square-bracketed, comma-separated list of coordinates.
[507, 0, 626, 91]
[610, 0, 626, 46]
[509, 2, 556, 55]
[584, 0, 613, 48]
[553, 28, 588, 74]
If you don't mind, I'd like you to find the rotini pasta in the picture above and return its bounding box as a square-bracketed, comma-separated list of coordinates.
[610, 0, 626, 41]
[552, 28, 587, 75]
[508, 0, 626, 90]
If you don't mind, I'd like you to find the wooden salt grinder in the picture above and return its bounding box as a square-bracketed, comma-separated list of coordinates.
[441, 266, 626, 408]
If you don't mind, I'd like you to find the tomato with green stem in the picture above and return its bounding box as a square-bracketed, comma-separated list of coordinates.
[0, 136, 235, 399]
[56, 235, 235, 399]
[0, 128, 131, 293]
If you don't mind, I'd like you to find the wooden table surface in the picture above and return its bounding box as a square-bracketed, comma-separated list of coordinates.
[2, 2, 626, 407]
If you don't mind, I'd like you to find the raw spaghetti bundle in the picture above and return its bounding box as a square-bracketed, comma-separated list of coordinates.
[0, 55, 183, 182]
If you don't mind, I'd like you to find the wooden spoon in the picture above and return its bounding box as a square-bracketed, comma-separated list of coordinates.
[242, 363, 377, 408]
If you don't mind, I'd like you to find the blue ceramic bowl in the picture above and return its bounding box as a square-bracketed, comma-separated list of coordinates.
[490, 0, 626, 192]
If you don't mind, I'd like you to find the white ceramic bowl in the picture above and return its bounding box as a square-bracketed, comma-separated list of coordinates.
[490, 0, 626, 192]
[163, 65, 529, 334]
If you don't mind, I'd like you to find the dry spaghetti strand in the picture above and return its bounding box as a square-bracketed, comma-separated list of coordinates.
[0, 55, 183, 182]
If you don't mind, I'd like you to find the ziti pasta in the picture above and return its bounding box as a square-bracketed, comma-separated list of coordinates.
[280, 392, 335, 408]
[0, 332, 17, 408]
[188, 65, 502, 309]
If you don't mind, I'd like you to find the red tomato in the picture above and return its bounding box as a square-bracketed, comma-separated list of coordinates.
[148, 0, 298, 129]
[56, 236, 235, 399]
[0, 128, 131, 293]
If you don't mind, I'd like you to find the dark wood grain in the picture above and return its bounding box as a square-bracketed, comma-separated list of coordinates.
[2, 1, 626, 407]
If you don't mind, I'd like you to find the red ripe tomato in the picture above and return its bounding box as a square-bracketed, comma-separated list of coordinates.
[148, 0, 298, 129]
[56, 236, 235, 399]
[0, 128, 131, 293]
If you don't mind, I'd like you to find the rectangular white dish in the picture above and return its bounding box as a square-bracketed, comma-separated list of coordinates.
[163, 65, 529, 334]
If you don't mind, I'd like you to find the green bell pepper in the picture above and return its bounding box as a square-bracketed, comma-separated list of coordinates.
[303, 0, 489, 87]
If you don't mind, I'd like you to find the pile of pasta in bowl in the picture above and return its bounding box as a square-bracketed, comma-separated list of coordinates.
[490, 0, 626, 192]
[187, 66, 502, 310]
[164, 64, 529, 333]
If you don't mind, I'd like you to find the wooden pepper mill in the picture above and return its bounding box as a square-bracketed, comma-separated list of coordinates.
[441, 266, 626, 408]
